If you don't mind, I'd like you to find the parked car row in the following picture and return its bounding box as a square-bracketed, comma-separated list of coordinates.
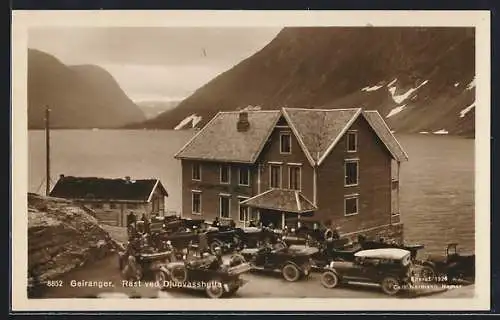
[122, 216, 475, 298]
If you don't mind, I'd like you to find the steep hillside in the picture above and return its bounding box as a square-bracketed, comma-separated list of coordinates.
[28, 49, 146, 129]
[133, 27, 475, 135]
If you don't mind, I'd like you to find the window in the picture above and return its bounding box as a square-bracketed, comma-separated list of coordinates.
[345, 160, 359, 186]
[347, 131, 357, 152]
[192, 191, 202, 214]
[345, 195, 359, 216]
[220, 165, 230, 184]
[280, 133, 291, 154]
[219, 195, 231, 219]
[270, 165, 282, 188]
[288, 166, 301, 190]
[110, 203, 117, 209]
[192, 163, 201, 181]
[238, 197, 249, 222]
[238, 168, 250, 186]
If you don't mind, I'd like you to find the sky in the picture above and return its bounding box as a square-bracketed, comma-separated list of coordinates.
[28, 27, 282, 102]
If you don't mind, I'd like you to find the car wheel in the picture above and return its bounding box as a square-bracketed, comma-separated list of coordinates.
[320, 271, 340, 289]
[420, 265, 436, 280]
[381, 276, 401, 296]
[282, 264, 301, 282]
[170, 265, 187, 283]
[155, 270, 167, 286]
[205, 283, 225, 299]
[210, 240, 222, 254]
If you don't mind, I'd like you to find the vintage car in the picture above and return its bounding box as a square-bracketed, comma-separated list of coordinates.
[239, 241, 318, 282]
[420, 243, 475, 282]
[234, 226, 280, 249]
[311, 239, 363, 267]
[119, 248, 174, 281]
[358, 237, 425, 261]
[156, 253, 252, 298]
[320, 248, 414, 295]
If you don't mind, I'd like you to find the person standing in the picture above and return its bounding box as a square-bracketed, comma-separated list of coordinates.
[141, 213, 150, 234]
[212, 217, 220, 227]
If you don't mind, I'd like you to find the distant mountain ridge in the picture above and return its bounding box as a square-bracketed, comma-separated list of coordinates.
[136, 100, 181, 119]
[28, 49, 145, 129]
[131, 27, 475, 136]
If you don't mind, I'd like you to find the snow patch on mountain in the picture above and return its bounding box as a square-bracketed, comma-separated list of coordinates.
[388, 80, 429, 104]
[467, 78, 475, 90]
[386, 104, 407, 118]
[242, 105, 262, 111]
[459, 103, 475, 118]
[174, 114, 202, 130]
[361, 85, 383, 92]
[433, 129, 449, 135]
[454, 82, 460, 87]
[387, 79, 397, 87]
[419, 131, 429, 134]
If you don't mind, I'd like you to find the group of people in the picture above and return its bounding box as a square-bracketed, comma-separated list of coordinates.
[127, 211, 152, 235]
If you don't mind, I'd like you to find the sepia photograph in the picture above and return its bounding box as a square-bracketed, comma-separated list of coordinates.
[11, 10, 490, 311]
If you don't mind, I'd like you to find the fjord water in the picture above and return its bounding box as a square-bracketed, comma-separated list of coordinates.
[28, 130, 474, 256]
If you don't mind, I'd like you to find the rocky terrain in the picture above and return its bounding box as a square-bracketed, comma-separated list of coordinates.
[28, 49, 146, 129]
[131, 27, 475, 136]
[27, 193, 119, 297]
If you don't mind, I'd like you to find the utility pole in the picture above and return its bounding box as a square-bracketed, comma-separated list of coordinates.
[45, 107, 51, 196]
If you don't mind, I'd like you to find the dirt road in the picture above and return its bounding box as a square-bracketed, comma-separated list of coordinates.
[35, 254, 463, 299]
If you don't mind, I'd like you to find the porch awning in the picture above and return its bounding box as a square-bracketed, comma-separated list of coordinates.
[240, 189, 317, 214]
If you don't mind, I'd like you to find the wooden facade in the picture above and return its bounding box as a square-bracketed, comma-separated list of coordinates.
[50, 176, 168, 227]
[176, 108, 407, 236]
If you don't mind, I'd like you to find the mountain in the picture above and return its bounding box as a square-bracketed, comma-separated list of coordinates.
[28, 49, 146, 129]
[132, 27, 475, 136]
[135, 100, 181, 119]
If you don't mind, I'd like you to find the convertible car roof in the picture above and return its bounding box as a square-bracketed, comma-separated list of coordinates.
[354, 248, 410, 260]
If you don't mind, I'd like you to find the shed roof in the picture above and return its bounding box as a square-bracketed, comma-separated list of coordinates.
[49, 176, 168, 202]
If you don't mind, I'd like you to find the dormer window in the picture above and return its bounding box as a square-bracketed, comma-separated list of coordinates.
[347, 131, 357, 152]
[280, 133, 291, 154]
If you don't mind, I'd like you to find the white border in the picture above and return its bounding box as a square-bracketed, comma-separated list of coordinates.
[11, 10, 490, 311]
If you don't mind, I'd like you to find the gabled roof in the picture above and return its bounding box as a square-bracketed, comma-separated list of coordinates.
[49, 176, 168, 202]
[174, 108, 408, 165]
[361, 111, 409, 162]
[174, 111, 281, 163]
[282, 108, 362, 165]
[240, 189, 317, 214]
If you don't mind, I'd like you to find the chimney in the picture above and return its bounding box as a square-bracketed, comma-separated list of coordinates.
[237, 111, 250, 132]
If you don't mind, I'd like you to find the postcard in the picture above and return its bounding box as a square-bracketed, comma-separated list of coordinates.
[11, 10, 490, 311]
